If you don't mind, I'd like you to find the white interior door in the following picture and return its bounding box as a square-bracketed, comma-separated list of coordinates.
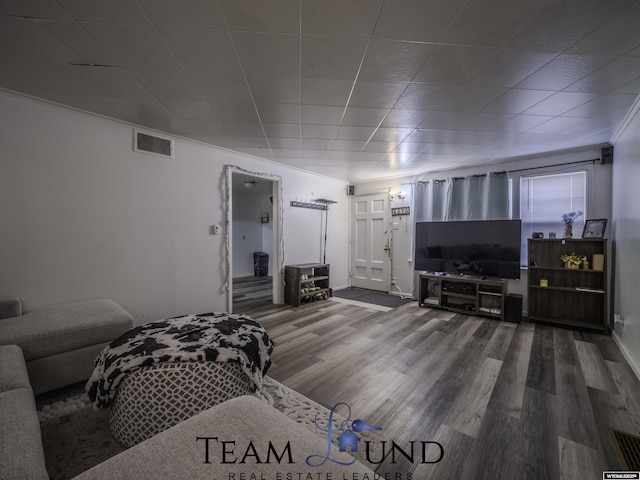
[350, 193, 389, 292]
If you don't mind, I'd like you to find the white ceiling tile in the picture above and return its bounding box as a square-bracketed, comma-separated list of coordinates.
[263, 123, 300, 138]
[441, 0, 544, 47]
[219, 0, 300, 33]
[181, 118, 228, 135]
[523, 91, 599, 115]
[159, 28, 239, 72]
[341, 107, 388, 127]
[301, 105, 344, 124]
[209, 100, 260, 122]
[380, 108, 431, 128]
[137, 0, 226, 28]
[301, 124, 339, 139]
[302, 36, 368, 81]
[256, 103, 301, 124]
[369, 127, 413, 143]
[222, 121, 266, 137]
[563, 56, 640, 94]
[358, 40, 434, 83]
[472, 50, 557, 88]
[233, 32, 300, 78]
[302, 0, 383, 37]
[413, 45, 497, 85]
[348, 80, 408, 108]
[568, 1, 640, 56]
[131, 69, 203, 100]
[336, 125, 375, 141]
[301, 78, 352, 106]
[81, 23, 181, 69]
[481, 88, 555, 114]
[497, 114, 554, 133]
[161, 99, 217, 120]
[0, 0, 73, 21]
[57, 0, 150, 24]
[249, 75, 301, 104]
[374, 0, 465, 42]
[516, 53, 615, 91]
[189, 70, 251, 101]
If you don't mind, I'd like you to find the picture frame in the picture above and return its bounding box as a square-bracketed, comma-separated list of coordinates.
[582, 218, 607, 239]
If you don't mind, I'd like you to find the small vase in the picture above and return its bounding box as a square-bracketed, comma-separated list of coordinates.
[563, 222, 573, 238]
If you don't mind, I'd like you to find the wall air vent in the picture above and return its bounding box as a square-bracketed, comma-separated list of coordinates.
[133, 129, 173, 158]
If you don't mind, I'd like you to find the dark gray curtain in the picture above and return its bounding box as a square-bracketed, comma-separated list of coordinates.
[414, 171, 510, 222]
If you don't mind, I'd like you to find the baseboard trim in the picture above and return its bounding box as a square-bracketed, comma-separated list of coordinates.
[612, 330, 640, 383]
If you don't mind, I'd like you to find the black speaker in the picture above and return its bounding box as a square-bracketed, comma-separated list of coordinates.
[601, 145, 614, 164]
[505, 294, 522, 324]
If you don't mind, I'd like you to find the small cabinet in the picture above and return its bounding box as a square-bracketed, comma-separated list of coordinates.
[527, 238, 608, 332]
[284, 263, 330, 307]
[419, 274, 507, 321]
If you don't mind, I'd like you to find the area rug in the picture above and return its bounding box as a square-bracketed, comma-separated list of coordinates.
[332, 287, 413, 308]
[38, 376, 384, 479]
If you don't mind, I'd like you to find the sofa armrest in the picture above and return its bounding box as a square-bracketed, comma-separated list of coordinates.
[0, 298, 22, 320]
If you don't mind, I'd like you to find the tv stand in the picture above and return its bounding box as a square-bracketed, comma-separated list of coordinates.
[418, 273, 507, 321]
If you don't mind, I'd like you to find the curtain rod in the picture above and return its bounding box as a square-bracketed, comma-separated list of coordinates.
[507, 158, 599, 174]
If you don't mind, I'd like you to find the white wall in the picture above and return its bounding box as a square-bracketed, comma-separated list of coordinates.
[0, 91, 349, 323]
[354, 147, 613, 310]
[611, 99, 640, 376]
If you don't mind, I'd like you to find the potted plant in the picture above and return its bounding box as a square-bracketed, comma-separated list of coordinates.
[561, 211, 583, 238]
[560, 252, 582, 269]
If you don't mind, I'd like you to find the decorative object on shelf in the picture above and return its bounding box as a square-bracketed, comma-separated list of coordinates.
[532, 232, 544, 239]
[561, 210, 583, 238]
[592, 254, 605, 271]
[560, 252, 582, 268]
[581, 256, 589, 269]
[582, 218, 607, 239]
[540, 278, 548, 287]
[548, 232, 556, 239]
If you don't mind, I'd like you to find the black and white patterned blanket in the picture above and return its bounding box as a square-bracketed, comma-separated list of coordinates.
[86, 313, 274, 409]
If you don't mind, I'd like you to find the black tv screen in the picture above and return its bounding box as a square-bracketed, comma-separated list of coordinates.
[415, 220, 522, 280]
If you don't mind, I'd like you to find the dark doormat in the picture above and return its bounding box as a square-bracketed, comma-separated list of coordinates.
[609, 426, 640, 470]
[332, 287, 413, 308]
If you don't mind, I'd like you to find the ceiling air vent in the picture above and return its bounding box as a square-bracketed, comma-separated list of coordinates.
[133, 129, 173, 158]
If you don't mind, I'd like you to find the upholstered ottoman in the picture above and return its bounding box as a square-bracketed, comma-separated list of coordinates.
[110, 361, 253, 447]
[86, 312, 274, 447]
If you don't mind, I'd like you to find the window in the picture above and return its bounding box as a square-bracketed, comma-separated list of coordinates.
[519, 171, 587, 264]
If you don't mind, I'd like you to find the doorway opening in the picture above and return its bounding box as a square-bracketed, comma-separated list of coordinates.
[225, 166, 283, 312]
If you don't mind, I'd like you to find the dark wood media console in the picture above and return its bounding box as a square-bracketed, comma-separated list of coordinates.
[418, 273, 507, 321]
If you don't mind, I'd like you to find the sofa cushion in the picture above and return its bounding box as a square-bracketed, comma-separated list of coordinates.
[74, 395, 376, 480]
[0, 298, 21, 320]
[0, 299, 134, 360]
[0, 387, 49, 480]
[0, 345, 31, 392]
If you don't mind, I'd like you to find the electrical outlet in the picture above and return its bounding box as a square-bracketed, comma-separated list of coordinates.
[211, 225, 220, 235]
[614, 313, 624, 325]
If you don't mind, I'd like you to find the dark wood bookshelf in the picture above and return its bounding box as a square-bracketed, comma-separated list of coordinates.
[527, 238, 608, 332]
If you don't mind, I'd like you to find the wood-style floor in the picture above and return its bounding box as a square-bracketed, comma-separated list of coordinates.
[235, 295, 640, 479]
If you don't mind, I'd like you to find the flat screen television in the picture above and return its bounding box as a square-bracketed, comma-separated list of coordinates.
[415, 220, 522, 280]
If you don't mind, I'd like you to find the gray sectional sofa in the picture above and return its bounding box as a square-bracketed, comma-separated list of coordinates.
[0, 298, 135, 394]
[0, 298, 376, 479]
